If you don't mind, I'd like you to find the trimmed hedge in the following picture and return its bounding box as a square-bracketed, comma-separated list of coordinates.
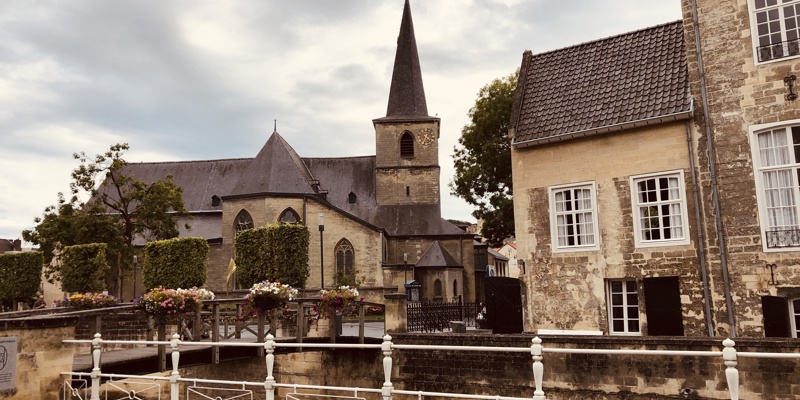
[61, 243, 109, 293]
[235, 223, 309, 288]
[143, 237, 209, 290]
[0, 251, 43, 303]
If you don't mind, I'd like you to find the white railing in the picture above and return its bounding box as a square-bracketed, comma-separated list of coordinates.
[61, 334, 800, 400]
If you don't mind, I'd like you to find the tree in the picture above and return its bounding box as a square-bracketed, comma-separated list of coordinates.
[451, 71, 518, 247]
[23, 143, 189, 297]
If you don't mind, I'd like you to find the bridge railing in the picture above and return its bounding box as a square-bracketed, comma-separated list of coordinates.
[61, 333, 799, 400]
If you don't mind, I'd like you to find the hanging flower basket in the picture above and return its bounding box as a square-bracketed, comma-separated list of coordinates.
[134, 286, 211, 321]
[314, 286, 363, 320]
[65, 292, 118, 309]
[243, 281, 298, 317]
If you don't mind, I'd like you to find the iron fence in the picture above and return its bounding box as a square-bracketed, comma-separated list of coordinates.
[407, 300, 480, 332]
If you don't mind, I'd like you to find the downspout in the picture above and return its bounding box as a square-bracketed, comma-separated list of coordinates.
[685, 120, 715, 336]
[690, 0, 737, 337]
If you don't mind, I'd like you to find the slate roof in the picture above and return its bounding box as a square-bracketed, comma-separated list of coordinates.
[416, 240, 461, 268]
[115, 158, 251, 212]
[375, 0, 437, 122]
[488, 247, 508, 261]
[229, 132, 316, 196]
[511, 21, 692, 147]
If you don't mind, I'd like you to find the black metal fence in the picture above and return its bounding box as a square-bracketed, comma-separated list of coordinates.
[407, 300, 481, 332]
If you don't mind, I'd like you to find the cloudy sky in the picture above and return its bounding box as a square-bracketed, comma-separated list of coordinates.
[0, 0, 682, 242]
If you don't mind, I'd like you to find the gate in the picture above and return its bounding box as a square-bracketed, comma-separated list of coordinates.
[407, 300, 480, 332]
[484, 277, 523, 333]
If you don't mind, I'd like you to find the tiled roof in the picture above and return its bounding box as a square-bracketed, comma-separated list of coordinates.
[511, 21, 691, 147]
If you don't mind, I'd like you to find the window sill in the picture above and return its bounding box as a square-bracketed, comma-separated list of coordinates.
[633, 239, 691, 249]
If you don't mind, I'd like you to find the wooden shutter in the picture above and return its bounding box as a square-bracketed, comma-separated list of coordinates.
[643, 276, 684, 336]
[762, 296, 790, 338]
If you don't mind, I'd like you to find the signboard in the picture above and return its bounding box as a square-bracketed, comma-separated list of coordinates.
[0, 337, 17, 392]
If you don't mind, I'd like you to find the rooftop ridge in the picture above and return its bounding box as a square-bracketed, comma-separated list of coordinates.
[127, 157, 253, 165]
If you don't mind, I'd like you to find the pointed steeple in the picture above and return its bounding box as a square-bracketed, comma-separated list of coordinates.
[384, 0, 429, 118]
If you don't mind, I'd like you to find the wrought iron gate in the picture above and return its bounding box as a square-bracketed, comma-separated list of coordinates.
[407, 300, 480, 332]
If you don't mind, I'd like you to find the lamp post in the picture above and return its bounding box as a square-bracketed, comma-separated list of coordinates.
[403, 253, 408, 287]
[133, 255, 138, 300]
[318, 213, 325, 290]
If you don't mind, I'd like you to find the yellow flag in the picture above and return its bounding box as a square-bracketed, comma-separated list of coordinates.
[225, 258, 237, 291]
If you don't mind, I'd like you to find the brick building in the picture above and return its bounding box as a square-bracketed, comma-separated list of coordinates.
[104, 0, 475, 303]
[511, 0, 800, 338]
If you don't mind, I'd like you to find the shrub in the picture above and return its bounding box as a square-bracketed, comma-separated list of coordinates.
[0, 252, 43, 304]
[235, 224, 309, 288]
[61, 243, 109, 293]
[143, 237, 209, 290]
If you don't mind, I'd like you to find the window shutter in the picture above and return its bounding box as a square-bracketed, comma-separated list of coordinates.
[643, 276, 684, 336]
[762, 296, 790, 338]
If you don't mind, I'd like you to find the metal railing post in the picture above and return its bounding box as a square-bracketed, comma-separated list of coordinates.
[158, 318, 167, 372]
[212, 303, 220, 364]
[265, 333, 276, 400]
[381, 334, 393, 400]
[170, 333, 181, 400]
[90, 333, 102, 400]
[358, 302, 365, 344]
[723, 338, 739, 400]
[531, 336, 545, 400]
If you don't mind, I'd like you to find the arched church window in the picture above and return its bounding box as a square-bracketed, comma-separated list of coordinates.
[400, 131, 414, 158]
[278, 208, 301, 224]
[234, 209, 254, 235]
[453, 279, 458, 296]
[335, 238, 354, 276]
[434, 279, 442, 297]
[348, 192, 357, 204]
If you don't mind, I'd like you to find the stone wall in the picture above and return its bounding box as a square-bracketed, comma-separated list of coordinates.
[511, 122, 709, 335]
[0, 316, 77, 400]
[681, 0, 800, 337]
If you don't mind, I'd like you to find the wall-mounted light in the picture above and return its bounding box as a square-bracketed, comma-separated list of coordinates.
[785, 75, 797, 101]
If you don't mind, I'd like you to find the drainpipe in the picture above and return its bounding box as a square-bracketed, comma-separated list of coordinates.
[690, 0, 737, 337]
[685, 120, 715, 337]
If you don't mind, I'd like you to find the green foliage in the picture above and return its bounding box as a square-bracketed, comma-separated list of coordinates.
[333, 271, 364, 288]
[451, 71, 518, 246]
[60, 243, 110, 293]
[0, 252, 44, 303]
[23, 143, 190, 296]
[142, 237, 209, 290]
[22, 196, 122, 284]
[235, 223, 310, 288]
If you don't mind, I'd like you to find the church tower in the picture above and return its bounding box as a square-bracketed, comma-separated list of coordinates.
[373, 0, 441, 207]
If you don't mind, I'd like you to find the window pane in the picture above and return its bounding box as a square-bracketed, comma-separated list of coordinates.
[626, 281, 637, 292]
[628, 319, 640, 332]
[611, 281, 622, 292]
[613, 320, 624, 332]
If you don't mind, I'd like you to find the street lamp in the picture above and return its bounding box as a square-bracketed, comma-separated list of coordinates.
[318, 213, 325, 290]
[133, 255, 138, 300]
[403, 253, 408, 287]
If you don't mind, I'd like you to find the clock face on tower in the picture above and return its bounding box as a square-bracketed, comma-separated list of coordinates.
[418, 128, 435, 146]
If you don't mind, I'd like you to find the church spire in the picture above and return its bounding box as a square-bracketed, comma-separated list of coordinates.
[385, 0, 429, 118]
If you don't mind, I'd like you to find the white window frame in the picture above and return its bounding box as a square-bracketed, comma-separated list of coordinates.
[606, 279, 641, 336]
[748, 0, 800, 64]
[749, 119, 800, 252]
[629, 170, 691, 248]
[790, 298, 800, 338]
[548, 181, 600, 253]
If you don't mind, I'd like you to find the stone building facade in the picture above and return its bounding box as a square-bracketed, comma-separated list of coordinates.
[512, 0, 800, 339]
[106, 0, 475, 304]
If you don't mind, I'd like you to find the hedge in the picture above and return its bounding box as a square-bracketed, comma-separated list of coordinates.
[0, 251, 43, 303]
[143, 237, 209, 290]
[61, 243, 109, 293]
[235, 223, 309, 288]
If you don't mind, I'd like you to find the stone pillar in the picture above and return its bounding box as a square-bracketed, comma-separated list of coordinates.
[383, 293, 407, 333]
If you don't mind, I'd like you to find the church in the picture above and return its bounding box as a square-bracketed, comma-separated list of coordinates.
[115, 1, 476, 304]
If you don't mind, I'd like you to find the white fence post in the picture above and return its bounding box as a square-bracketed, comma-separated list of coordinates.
[265, 333, 276, 400]
[381, 334, 393, 400]
[531, 336, 545, 400]
[90, 333, 102, 400]
[170, 333, 181, 400]
[722, 338, 739, 400]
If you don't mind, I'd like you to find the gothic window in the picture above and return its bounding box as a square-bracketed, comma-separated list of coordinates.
[348, 192, 357, 204]
[452, 279, 458, 296]
[434, 279, 442, 297]
[335, 238, 354, 276]
[234, 209, 254, 235]
[400, 131, 414, 158]
[278, 208, 301, 224]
